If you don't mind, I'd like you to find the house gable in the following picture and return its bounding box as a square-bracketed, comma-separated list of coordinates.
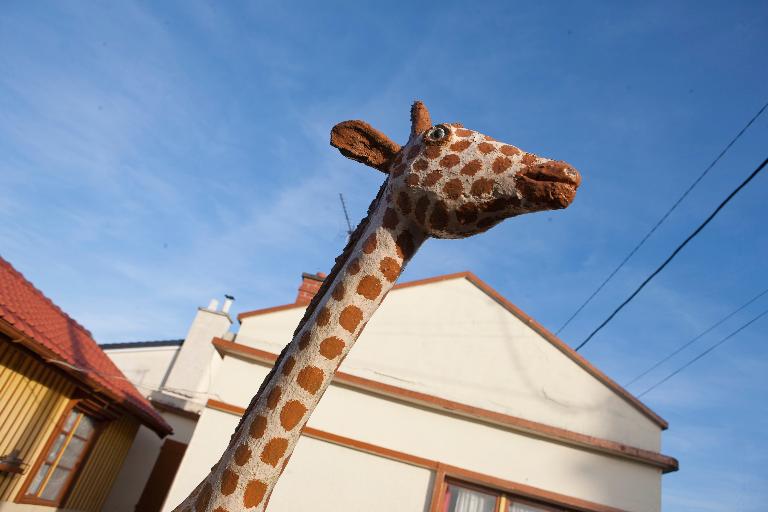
[236, 273, 664, 451]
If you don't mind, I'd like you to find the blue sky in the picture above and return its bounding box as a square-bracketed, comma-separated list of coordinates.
[1, 1, 766, 510]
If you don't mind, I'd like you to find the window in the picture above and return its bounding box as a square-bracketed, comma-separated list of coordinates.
[443, 481, 566, 512]
[19, 408, 98, 506]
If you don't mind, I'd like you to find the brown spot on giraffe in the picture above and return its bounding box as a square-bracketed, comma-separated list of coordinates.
[357, 275, 382, 300]
[363, 233, 377, 254]
[397, 192, 412, 214]
[415, 195, 430, 224]
[194, 482, 212, 512]
[423, 170, 442, 187]
[455, 127, 473, 137]
[249, 415, 267, 439]
[456, 203, 479, 224]
[406, 174, 420, 187]
[471, 177, 494, 197]
[521, 153, 537, 166]
[460, 159, 482, 176]
[492, 156, 512, 174]
[395, 231, 415, 260]
[429, 201, 449, 230]
[443, 178, 463, 200]
[413, 158, 428, 171]
[450, 139, 471, 152]
[243, 480, 267, 508]
[478, 142, 495, 154]
[317, 307, 330, 326]
[407, 144, 421, 160]
[214, 508, 229, 512]
[382, 208, 399, 229]
[481, 197, 508, 213]
[234, 444, 251, 466]
[298, 331, 311, 350]
[348, 258, 360, 275]
[424, 145, 442, 159]
[440, 154, 460, 168]
[339, 305, 363, 332]
[379, 257, 400, 282]
[319, 336, 345, 359]
[221, 468, 238, 496]
[266, 386, 281, 409]
[501, 145, 520, 156]
[331, 282, 345, 301]
[280, 400, 307, 430]
[297, 365, 324, 394]
[260, 437, 289, 467]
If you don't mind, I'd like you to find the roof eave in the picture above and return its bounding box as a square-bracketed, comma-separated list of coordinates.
[0, 321, 172, 437]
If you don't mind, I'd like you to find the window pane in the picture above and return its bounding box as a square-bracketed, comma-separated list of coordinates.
[39, 467, 71, 501]
[58, 436, 86, 469]
[74, 415, 96, 438]
[46, 434, 67, 463]
[446, 484, 497, 512]
[27, 463, 51, 495]
[62, 411, 78, 433]
[509, 501, 550, 512]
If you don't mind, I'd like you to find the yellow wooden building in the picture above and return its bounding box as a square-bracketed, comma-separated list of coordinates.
[0, 256, 171, 512]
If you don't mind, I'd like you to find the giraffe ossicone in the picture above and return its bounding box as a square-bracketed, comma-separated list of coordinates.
[172, 101, 581, 512]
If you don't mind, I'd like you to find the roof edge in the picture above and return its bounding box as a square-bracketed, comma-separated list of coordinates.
[208, 398, 636, 512]
[461, 272, 669, 430]
[0, 320, 172, 437]
[101, 339, 184, 350]
[236, 271, 476, 322]
[235, 271, 668, 430]
[212, 337, 678, 473]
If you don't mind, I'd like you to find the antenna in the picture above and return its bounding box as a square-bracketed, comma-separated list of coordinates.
[339, 193, 353, 236]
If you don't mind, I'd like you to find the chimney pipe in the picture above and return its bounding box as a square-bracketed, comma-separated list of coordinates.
[222, 295, 235, 314]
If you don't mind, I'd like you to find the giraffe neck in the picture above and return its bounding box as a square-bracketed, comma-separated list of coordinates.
[175, 181, 427, 512]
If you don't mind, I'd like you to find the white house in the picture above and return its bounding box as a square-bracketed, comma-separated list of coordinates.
[100, 299, 233, 512]
[104, 271, 677, 512]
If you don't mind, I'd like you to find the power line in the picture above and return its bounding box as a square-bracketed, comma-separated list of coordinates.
[557, 100, 768, 335]
[637, 307, 768, 397]
[625, 286, 768, 387]
[575, 155, 768, 352]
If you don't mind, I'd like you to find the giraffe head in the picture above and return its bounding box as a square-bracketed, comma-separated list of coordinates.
[331, 101, 581, 239]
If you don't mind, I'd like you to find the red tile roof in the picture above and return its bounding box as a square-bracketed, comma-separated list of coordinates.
[0, 256, 171, 436]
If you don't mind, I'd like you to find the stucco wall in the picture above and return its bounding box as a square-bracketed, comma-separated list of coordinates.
[163, 408, 434, 512]
[100, 411, 196, 512]
[166, 354, 661, 512]
[104, 346, 179, 392]
[237, 277, 662, 452]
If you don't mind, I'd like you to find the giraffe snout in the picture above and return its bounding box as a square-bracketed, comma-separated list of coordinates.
[523, 161, 581, 188]
[515, 159, 581, 210]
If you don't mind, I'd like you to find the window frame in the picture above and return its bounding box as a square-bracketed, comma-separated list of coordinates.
[16, 401, 101, 507]
[435, 474, 574, 512]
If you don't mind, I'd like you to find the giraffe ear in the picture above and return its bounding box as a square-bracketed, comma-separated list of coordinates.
[410, 100, 432, 139]
[330, 120, 401, 173]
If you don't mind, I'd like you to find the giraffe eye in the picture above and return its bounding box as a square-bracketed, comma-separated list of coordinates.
[426, 125, 449, 142]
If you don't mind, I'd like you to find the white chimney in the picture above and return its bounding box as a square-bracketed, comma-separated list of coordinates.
[207, 298, 219, 311]
[222, 295, 234, 314]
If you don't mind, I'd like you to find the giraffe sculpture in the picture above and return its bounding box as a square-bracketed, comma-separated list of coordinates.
[172, 101, 581, 512]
